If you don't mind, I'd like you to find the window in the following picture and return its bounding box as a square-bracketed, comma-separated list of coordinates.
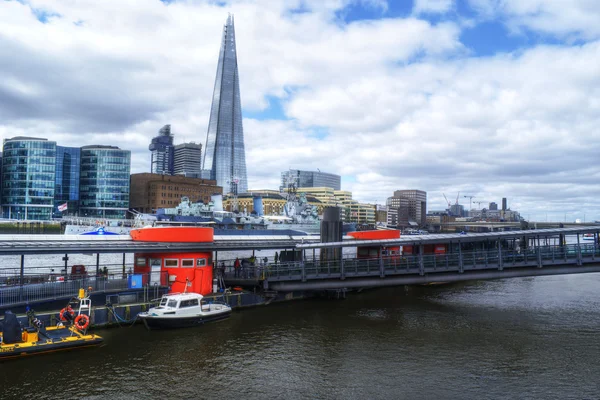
[167, 299, 178, 308]
[135, 257, 146, 266]
[179, 299, 199, 308]
[181, 259, 194, 268]
[196, 258, 207, 267]
[160, 297, 168, 306]
[165, 259, 179, 267]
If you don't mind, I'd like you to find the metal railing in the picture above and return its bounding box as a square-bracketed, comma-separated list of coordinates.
[261, 243, 600, 281]
[0, 271, 168, 308]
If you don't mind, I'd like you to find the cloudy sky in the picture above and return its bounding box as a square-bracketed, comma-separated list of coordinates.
[1, 0, 599, 222]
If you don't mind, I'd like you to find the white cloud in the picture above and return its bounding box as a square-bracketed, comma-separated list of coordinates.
[0, 0, 598, 221]
[413, 0, 455, 15]
[467, 0, 600, 40]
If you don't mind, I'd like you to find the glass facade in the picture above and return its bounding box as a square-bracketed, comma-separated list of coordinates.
[281, 170, 342, 191]
[1, 137, 56, 220]
[149, 125, 174, 175]
[79, 146, 131, 219]
[54, 146, 81, 217]
[202, 15, 248, 194]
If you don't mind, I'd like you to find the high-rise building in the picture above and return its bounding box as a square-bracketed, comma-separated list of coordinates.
[54, 146, 81, 216]
[149, 125, 174, 175]
[174, 143, 202, 178]
[387, 190, 427, 227]
[202, 15, 248, 195]
[280, 169, 341, 191]
[489, 202, 498, 211]
[79, 145, 130, 219]
[1, 137, 56, 220]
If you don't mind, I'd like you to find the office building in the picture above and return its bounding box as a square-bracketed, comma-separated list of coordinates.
[130, 173, 222, 214]
[54, 146, 81, 216]
[281, 170, 341, 191]
[149, 125, 174, 175]
[489, 202, 498, 211]
[387, 190, 427, 227]
[174, 143, 202, 178]
[79, 145, 130, 219]
[202, 15, 248, 194]
[1, 137, 56, 220]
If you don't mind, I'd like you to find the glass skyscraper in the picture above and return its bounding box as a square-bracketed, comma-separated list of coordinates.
[79, 145, 131, 219]
[1, 137, 56, 220]
[202, 14, 248, 194]
[54, 146, 81, 216]
[149, 124, 174, 175]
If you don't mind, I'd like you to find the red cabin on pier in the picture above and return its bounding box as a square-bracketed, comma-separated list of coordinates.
[130, 227, 214, 295]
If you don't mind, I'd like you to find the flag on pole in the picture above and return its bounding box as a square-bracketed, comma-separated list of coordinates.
[58, 202, 68, 212]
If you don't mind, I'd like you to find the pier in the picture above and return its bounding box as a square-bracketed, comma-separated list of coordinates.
[0, 226, 599, 328]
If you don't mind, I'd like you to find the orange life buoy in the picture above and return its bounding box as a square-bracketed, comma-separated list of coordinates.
[74, 314, 90, 331]
[59, 307, 75, 321]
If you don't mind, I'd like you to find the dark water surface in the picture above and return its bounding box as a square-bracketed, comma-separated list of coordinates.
[2, 274, 600, 400]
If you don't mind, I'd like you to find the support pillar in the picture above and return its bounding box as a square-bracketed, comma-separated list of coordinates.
[536, 235, 542, 268]
[19, 254, 25, 302]
[418, 245, 425, 276]
[96, 253, 100, 290]
[577, 234, 582, 265]
[458, 242, 464, 273]
[497, 240, 503, 271]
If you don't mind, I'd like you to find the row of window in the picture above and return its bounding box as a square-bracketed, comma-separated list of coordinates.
[136, 258, 207, 268]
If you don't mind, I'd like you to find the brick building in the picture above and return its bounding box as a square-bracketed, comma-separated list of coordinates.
[130, 173, 222, 214]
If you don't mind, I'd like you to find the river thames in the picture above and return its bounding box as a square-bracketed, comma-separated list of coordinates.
[2, 272, 599, 399]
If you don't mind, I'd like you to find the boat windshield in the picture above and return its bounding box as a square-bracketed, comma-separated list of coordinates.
[160, 297, 168, 306]
[167, 299, 178, 308]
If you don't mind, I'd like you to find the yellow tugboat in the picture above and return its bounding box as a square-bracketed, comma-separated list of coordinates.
[0, 289, 103, 360]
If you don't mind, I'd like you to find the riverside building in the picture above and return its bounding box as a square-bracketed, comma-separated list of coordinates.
[1, 137, 131, 220]
[79, 145, 131, 219]
[129, 173, 222, 214]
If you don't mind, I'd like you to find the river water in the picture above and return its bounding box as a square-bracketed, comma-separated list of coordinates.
[2, 272, 600, 399]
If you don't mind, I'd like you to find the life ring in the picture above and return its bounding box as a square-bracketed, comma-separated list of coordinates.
[59, 307, 75, 321]
[74, 314, 90, 331]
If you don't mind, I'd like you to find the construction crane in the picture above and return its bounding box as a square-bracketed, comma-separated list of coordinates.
[474, 201, 487, 209]
[443, 193, 451, 208]
[463, 195, 475, 209]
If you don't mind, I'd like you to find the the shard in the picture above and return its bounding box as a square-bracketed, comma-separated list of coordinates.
[202, 14, 248, 195]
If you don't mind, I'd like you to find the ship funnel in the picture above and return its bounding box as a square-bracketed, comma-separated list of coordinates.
[253, 196, 264, 216]
[211, 194, 223, 211]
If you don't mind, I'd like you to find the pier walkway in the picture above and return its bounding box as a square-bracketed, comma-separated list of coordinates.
[226, 227, 600, 291]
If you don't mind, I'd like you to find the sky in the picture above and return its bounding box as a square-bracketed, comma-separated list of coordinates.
[0, 0, 599, 222]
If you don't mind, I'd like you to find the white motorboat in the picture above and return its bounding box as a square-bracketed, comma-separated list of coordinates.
[139, 292, 232, 330]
